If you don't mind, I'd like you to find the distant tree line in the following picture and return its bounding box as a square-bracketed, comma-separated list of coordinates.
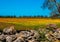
[0, 15, 60, 18]
[0, 16, 16, 18]
[0, 15, 49, 18]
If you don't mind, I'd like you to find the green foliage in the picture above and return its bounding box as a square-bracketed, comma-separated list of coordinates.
[42, 0, 60, 18]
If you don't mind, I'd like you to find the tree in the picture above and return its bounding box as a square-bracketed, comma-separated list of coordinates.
[42, 0, 60, 18]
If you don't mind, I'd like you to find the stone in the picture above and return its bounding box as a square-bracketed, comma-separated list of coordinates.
[30, 30, 40, 39]
[0, 34, 6, 40]
[28, 39, 38, 42]
[3, 26, 16, 35]
[13, 37, 24, 42]
[6, 36, 13, 42]
[10, 35, 17, 41]
[18, 31, 31, 38]
[46, 24, 57, 29]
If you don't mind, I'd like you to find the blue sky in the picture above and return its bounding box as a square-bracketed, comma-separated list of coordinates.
[0, 0, 50, 16]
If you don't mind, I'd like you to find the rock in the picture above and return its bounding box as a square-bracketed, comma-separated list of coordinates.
[28, 39, 38, 42]
[53, 31, 60, 40]
[27, 36, 33, 40]
[10, 35, 17, 41]
[30, 30, 40, 39]
[46, 24, 57, 28]
[56, 28, 60, 33]
[14, 30, 40, 42]
[3, 26, 16, 35]
[6, 36, 13, 42]
[45, 31, 54, 41]
[1, 24, 60, 42]
[13, 37, 24, 42]
[46, 24, 57, 33]
[18, 31, 31, 38]
[0, 34, 6, 40]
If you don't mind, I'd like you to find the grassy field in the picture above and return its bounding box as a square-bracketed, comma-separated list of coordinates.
[0, 18, 60, 30]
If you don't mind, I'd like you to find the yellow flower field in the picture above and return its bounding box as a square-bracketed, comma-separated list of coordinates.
[0, 18, 60, 30]
[0, 18, 60, 25]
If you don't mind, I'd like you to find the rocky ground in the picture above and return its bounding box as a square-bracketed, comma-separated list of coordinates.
[0, 24, 60, 42]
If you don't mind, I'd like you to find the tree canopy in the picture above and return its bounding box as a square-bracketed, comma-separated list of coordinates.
[42, 0, 60, 18]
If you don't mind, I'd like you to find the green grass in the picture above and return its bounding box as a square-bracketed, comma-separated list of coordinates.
[0, 22, 46, 30]
[0, 22, 60, 30]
